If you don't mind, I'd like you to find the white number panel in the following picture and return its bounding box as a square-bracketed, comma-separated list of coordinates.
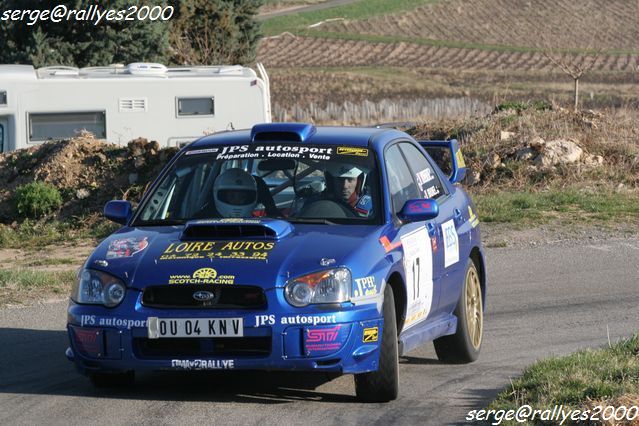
[401, 227, 433, 329]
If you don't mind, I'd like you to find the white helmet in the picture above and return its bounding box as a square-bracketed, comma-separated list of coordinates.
[325, 163, 364, 179]
[213, 168, 258, 218]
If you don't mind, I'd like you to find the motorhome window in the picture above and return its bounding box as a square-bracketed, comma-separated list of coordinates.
[177, 97, 214, 116]
[28, 112, 106, 142]
[0, 91, 6, 105]
[0, 123, 4, 152]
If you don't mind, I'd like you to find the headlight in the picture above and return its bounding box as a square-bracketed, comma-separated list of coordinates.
[285, 268, 351, 307]
[71, 269, 126, 307]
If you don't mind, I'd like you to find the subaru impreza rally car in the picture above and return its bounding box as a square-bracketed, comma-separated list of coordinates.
[66, 123, 486, 402]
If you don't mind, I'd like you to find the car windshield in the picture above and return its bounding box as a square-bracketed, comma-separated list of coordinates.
[134, 143, 381, 225]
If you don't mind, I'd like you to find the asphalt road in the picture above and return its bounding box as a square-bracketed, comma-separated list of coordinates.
[1, 237, 638, 425]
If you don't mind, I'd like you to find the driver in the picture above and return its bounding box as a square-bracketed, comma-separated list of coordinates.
[213, 168, 258, 218]
[324, 163, 372, 216]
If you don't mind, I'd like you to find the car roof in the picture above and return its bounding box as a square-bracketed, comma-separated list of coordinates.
[188, 124, 412, 149]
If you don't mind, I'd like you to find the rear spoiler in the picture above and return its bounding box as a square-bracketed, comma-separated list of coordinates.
[418, 139, 467, 184]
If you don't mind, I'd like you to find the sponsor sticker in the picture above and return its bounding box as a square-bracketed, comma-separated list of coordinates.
[106, 236, 149, 259]
[363, 327, 379, 343]
[337, 146, 369, 157]
[184, 144, 334, 161]
[442, 219, 460, 268]
[254, 314, 338, 327]
[455, 148, 466, 168]
[304, 324, 351, 356]
[468, 206, 479, 228]
[160, 240, 275, 261]
[353, 276, 377, 297]
[168, 268, 235, 285]
[426, 185, 440, 198]
[171, 359, 235, 370]
[79, 314, 147, 329]
[73, 328, 101, 355]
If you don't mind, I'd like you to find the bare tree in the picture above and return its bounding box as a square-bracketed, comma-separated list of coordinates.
[533, 0, 614, 111]
[541, 49, 602, 111]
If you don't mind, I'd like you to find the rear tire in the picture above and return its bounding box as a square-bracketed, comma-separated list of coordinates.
[434, 258, 483, 363]
[89, 371, 135, 388]
[354, 285, 399, 402]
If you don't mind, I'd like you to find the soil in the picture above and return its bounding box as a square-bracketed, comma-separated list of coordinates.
[0, 135, 177, 224]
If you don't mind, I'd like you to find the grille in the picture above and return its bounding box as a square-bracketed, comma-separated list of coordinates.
[133, 336, 271, 358]
[142, 285, 267, 309]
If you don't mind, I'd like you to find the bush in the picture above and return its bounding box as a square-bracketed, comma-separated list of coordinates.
[14, 182, 63, 219]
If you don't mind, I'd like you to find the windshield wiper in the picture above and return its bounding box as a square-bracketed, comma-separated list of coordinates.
[288, 218, 337, 225]
[133, 219, 186, 227]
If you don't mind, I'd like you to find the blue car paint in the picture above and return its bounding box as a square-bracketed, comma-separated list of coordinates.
[66, 123, 486, 376]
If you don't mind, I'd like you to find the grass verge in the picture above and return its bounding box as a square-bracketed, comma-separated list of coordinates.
[0, 219, 118, 249]
[487, 334, 639, 425]
[0, 269, 76, 307]
[474, 190, 639, 226]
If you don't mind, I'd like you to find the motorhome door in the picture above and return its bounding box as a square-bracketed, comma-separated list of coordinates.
[0, 117, 7, 152]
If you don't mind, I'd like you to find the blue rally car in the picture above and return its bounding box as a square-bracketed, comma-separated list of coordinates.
[66, 123, 486, 402]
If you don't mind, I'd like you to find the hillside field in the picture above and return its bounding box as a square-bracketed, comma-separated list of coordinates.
[257, 0, 639, 123]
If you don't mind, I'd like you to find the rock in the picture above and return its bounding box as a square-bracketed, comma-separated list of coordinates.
[500, 131, 516, 141]
[488, 153, 501, 169]
[145, 140, 160, 156]
[128, 137, 148, 157]
[515, 147, 536, 161]
[465, 170, 481, 186]
[94, 153, 108, 163]
[134, 156, 146, 169]
[529, 136, 546, 151]
[76, 188, 90, 200]
[584, 154, 604, 167]
[128, 173, 138, 185]
[534, 139, 583, 168]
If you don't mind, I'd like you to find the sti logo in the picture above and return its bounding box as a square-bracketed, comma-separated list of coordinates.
[306, 326, 341, 343]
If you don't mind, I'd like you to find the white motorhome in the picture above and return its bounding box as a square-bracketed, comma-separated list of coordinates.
[0, 62, 271, 152]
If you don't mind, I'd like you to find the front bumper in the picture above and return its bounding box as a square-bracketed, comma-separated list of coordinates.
[66, 288, 384, 376]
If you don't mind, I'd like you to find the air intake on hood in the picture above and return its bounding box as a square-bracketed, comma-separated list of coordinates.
[181, 219, 293, 240]
[182, 224, 275, 239]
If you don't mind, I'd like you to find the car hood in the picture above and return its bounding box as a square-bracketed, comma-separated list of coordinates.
[87, 219, 384, 290]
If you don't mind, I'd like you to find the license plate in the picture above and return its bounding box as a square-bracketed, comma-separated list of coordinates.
[147, 317, 243, 339]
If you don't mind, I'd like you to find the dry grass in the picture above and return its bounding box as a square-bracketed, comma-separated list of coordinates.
[410, 106, 639, 192]
[0, 269, 75, 307]
[584, 394, 639, 426]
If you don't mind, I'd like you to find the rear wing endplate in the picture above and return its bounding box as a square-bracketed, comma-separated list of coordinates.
[418, 139, 467, 184]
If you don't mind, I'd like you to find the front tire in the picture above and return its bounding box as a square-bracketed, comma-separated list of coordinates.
[434, 258, 483, 363]
[354, 285, 399, 402]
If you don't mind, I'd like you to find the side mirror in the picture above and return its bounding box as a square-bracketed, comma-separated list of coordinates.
[104, 200, 132, 225]
[398, 199, 439, 223]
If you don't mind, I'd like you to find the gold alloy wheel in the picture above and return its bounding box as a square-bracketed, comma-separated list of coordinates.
[465, 265, 483, 350]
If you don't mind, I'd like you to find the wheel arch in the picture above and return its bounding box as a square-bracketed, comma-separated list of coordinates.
[469, 246, 487, 308]
[386, 271, 406, 335]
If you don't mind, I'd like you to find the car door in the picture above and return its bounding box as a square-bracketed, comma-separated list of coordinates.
[397, 141, 458, 319]
[384, 143, 443, 331]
